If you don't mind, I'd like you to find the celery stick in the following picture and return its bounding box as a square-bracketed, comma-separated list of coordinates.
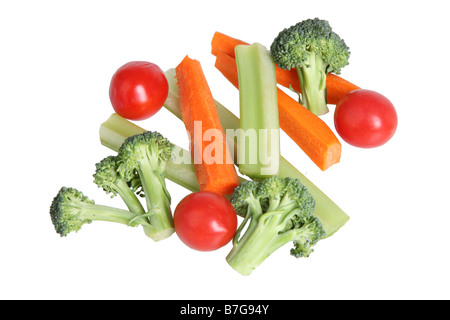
[163, 70, 348, 237]
[235, 43, 280, 179]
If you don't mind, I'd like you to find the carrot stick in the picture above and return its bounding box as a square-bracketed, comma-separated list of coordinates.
[211, 31, 360, 105]
[176, 55, 241, 196]
[214, 52, 341, 171]
[211, 31, 248, 58]
[325, 73, 361, 105]
[277, 89, 341, 171]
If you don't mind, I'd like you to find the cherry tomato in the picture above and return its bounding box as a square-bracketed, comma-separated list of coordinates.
[334, 89, 398, 148]
[174, 191, 238, 252]
[109, 61, 168, 121]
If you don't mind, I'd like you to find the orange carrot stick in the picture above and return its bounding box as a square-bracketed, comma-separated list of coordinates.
[277, 90, 341, 170]
[325, 73, 361, 105]
[176, 55, 240, 195]
[214, 52, 341, 171]
[211, 31, 360, 105]
[211, 31, 248, 58]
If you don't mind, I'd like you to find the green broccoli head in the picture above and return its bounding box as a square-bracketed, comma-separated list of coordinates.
[93, 155, 147, 217]
[230, 180, 260, 217]
[226, 176, 325, 275]
[49, 187, 95, 237]
[282, 177, 316, 214]
[270, 18, 351, 115]
[290, 217, 325, 258]
[117, 131, 174, 181]
[270, 18, 350, 74]
[93, 155, 143, 197]
[115, 131, 176, 241]
[49, 187, 150, 237]
[278, 177, 323, 258]
[257, 175, 287, 204]
[93, 155, 121, 196]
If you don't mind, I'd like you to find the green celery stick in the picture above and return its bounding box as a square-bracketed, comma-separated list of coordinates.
[235, 43, 280, 179]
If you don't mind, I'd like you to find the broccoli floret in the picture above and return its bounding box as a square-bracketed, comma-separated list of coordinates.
[93, 155, 145, 214]
[270, 18, 350, 115]
[116, 131, 175, 241]
[50, 187, 154, 237]
[226, 176, 325, 276]
[93, 155, 167, 239]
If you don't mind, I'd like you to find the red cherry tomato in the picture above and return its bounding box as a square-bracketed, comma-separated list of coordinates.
[174, 191, 237, 252]
[334, 89, 398, 148]
[109, 61, 168, 121]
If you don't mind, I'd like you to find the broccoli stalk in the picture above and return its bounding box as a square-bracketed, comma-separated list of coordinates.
[50, 187, 155, 237]
[295, 51, 328, 115]
[225, 177, 325, 276]
[270, 18, 350, 115]
[116, 131, 175, 241]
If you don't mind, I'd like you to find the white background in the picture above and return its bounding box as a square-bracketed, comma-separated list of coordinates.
[1, 0, 449, 300]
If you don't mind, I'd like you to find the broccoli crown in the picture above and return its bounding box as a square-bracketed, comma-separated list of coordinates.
[93, 155, 121, 196]
[49, 187, 150, 238]
[270, 18, 350, 74]
[50, 187, 94, 237]
[227, 176, 325, 275]
[230, 180, 260, 217]
[290, 217, 325, 258]
[115, 131, 175, 241]
[117, 131, 174, 181]
[93, 155, 143, 197]
[231, 176, 315, 218]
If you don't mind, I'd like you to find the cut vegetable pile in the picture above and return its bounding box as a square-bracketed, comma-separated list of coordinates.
[49, 18, 397, 276]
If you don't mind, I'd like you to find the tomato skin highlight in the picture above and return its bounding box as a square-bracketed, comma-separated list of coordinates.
[109, 61, 168, 121]
[174, 191, 238, 252]
[334, 89, 398, 148]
